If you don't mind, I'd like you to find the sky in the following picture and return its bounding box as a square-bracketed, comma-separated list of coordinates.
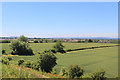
[2, 2, 118, 38]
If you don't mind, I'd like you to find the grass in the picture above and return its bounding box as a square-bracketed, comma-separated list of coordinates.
[2, 64, 64, 78]
[54, 46, 118, 78]
[2, 46, 118, 78]
[1, 43, 118, 78]
[1, 43, 118, 54]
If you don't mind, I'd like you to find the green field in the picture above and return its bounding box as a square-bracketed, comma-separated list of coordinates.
[55, 46, 118, 78]
[2, 43, 118, 78]
[1, 43, 117, 54]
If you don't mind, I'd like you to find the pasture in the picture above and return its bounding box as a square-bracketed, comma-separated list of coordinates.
[2, 43, 118, 78]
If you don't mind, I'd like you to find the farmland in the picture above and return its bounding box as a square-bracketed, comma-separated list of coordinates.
[1, 43, 119, 78]
[1, 43, 118, 54]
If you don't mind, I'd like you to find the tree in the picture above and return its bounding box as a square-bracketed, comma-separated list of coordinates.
[88, 39, 93, 43]
[53, 41, 65, 53]
[37, 52, 57, 72]
[18, 35, 28, 42]
[10, 40, 34, 55]
[34, 40, 39, 43]
[67, 64, 84, 78]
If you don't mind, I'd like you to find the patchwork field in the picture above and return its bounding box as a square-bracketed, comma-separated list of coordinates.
[2, 43, 118, 78]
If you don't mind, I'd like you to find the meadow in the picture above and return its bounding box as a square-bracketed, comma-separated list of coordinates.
[2, 43, 118, 78]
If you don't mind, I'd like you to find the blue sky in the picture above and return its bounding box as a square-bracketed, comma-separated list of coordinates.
[2, 2, 118, 38]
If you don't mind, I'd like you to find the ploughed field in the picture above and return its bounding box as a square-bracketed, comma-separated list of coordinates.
[1, 43, 118, 78]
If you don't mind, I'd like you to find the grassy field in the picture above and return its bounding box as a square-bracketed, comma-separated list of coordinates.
[2, 43, 118, 78]
[1, 43, 118, 54]
[3, 45, 118, 78]
[54, 46, 118, 78]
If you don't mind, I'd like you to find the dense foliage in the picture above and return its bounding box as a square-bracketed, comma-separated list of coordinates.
[37, 52, 57, 72]
[18, 59, 25, 66]
[53, 41, 66, 53]
[91, 70, 106, 80]
[67, 64, 84, 78]
[18, 35, 28, 42]
[10, 40, 34, 55]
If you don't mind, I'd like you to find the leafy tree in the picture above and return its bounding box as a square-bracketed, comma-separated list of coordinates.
[10, 40, 34, 55]
[67, 64, 84, 78]
[18, 35, 28, 42]
[34, 40, 39, 43]
[88, 39, 93, 43]
[53, 41, 65, 53]
[37, 52, 57, 72]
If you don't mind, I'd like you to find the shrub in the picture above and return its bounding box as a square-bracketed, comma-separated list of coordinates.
[31, 61, 40, 70]
[2, 58, 9, 65]
[60, 67, 68, 76]
[10, 40, 34, 55]
[2, 50, 8, 55]
[52, 69, 57, 74]
[18, 59, 25, 66]
[37, 52, 57, 72]
[91, 69, 106, 80]
[23, 60, 32, 68]
[67, 64, 84, 78]
[10, 50, 16, 55]
[7, 57, 12, 61]
[53, 41, 66, 53]
[34, 40, 39, 43]
[2, 50, 5, 54]
[43, 49, 56, 54]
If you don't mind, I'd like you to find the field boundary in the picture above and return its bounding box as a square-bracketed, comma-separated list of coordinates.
[66, 45, 119, 53]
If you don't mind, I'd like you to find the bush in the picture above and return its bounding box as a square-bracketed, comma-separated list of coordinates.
[37, 52, 57, 72]
[52, 69, 57, 74]
[2, 50, 9, 55]
[91, 69, 106, 80]
[53, 41, 66, 53]
[34, 40, 39, 43]
[43, 49, 56, 54]
[23, 60, 32, 68]
[60, 67, 68, 76]
[67, 64, 84, 78]
[7, 57, 12, 61]
[2, 50, 5, 54]
[10, 40, 34, 55]
[10, 50, 16, 55]
[2, 58, 9, 65]
[18, 59, 25, 66]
